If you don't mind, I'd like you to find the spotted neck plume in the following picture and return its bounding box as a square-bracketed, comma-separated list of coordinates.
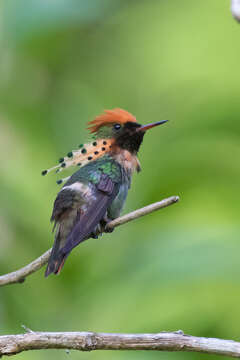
[41, 108, 136, 185]
[41, 138, 114, 185]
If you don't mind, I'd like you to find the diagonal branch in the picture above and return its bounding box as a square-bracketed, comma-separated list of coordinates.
[0, 195, 179, 287]
[1, 330, 240, 357]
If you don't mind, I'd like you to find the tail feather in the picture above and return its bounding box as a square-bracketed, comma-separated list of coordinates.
[45, 252, 67, 277]
[45, 209, 80, 277]
[45, 222, 73, 277]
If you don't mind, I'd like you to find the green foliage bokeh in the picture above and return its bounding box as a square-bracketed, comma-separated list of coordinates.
[0, 1, 240, 359]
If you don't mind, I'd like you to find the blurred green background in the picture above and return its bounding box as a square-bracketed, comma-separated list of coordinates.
[0, 0, 240, 359]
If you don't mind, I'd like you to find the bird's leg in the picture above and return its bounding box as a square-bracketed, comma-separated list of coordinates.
[90, 224, 102, 239]
[100, 214, 114, 233]
[90, 214, 114, 239]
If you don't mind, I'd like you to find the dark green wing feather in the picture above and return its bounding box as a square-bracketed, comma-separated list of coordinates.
[60, 173, 119, 254]
[45, 156, 124, 276]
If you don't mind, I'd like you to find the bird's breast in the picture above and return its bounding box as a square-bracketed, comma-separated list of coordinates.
[111, 149, 141, 175]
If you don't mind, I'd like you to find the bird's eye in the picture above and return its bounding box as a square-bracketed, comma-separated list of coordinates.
[114, 123, 121, 130]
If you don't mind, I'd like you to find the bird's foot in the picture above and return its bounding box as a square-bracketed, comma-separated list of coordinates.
[90, 232, 99, 239]
[100, 215, 114, 233]
[90, 224, 102, 239]
[90, 215, 114, 239]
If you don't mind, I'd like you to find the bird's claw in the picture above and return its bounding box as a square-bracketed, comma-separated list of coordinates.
[90, 223, 101, 239]
[90, 233, 99, 239]
[104, 225, 114, 233]
[90, 215, 114, 239]
[101, 215, 114, 233]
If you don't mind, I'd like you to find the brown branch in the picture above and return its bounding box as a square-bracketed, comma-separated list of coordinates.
[1, 330, 240, 357]
[0, 196, 179, 287]
[231, 0, 240, 22]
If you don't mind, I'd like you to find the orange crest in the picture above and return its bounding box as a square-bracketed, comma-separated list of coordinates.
[88, 108, 136, 133]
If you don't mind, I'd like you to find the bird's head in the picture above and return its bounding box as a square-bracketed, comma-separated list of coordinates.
[42, 108, 168, 184]
[88, 108, 168, 154]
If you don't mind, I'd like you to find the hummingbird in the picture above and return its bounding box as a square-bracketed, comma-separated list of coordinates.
[42, 108, 168, 276]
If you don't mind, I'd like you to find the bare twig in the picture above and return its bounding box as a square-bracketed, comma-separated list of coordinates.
[0, 249, 52, 287]
[1, 330, 240, 357]
[106, 196, 179, 229]
[0, 196, 179, 287]
[231, 0, 240, 21]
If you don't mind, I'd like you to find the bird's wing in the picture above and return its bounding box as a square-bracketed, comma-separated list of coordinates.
[50, 187, 77, 224]
[62, 173, 119, 254]
[45, 172, 119, 276]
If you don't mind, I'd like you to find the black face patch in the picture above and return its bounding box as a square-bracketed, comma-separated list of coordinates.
[115, 122, 145, 153]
